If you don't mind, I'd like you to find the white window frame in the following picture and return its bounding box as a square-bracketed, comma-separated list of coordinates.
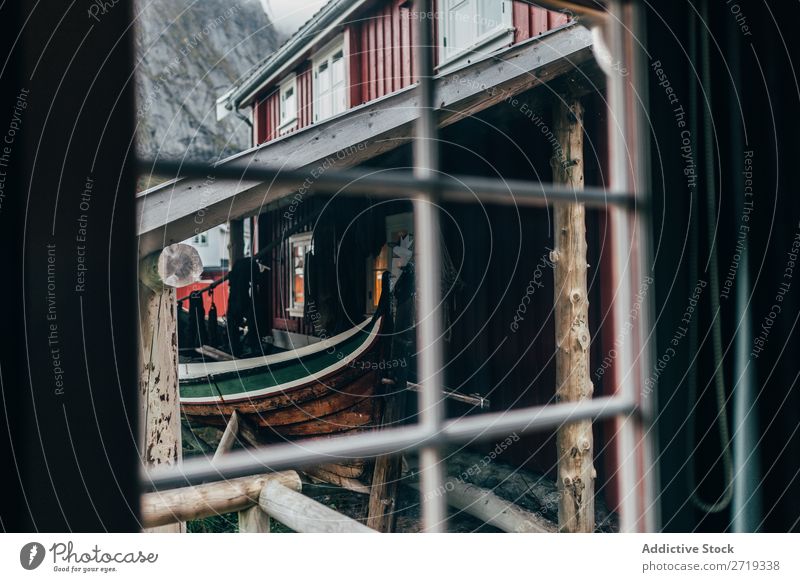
[312, 36, 348, 123]
[287, 231, 313, 317]
[438, 0, 514, 73]
[278, 74, 298, 135]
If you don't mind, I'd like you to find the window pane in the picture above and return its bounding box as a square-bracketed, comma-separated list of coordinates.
[332, 56, 346, 114]
[281, 83, 296, 124]
[332, 54, 345, 86]
[332, 84, 346, 115]
[291, 241, 307, 307]
[284, 90, 296, 121]
[447, 0, 476, 56]
[477, 0, 503, 36]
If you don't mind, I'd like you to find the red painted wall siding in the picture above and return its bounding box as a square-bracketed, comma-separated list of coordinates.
[254, 64, 313, 145]
[178, 276, 230, 316]
[513, 2, 570, 44]
[255, 91, 278, 144]
[254, 1, 568, 145]
[352, 0, 416, 107]
[297, 65, 313, 130]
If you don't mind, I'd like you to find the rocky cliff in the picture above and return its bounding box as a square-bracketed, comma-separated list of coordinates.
[134, 0, 280, 162]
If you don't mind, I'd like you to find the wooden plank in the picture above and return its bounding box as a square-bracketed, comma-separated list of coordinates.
[360, 23, 369, 103]
[384, 4, 394, 93]
[301, 68, 312, 128]
[551, 97, 595, 533]
[347, 26, 362, 108]
[259, 480, 376, 533]
[400, 4, 412, 86]
[531, 7, 549, 36]
[376, 12, 385, 97]
[136, 26, 593, 257]
[392, 0, 402, 92]
[141, 471, 301, 528]
[368, 19, 377, 100]
[549, 10, 571, 28]
[513, 1, 531, 43]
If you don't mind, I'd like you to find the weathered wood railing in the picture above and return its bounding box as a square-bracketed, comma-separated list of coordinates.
[141, 470, 376, 533]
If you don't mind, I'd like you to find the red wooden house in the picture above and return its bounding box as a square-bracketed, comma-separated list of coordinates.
[210, 0, 618, 506]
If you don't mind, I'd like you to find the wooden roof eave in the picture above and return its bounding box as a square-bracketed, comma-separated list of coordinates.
[136, 24, 594, 257]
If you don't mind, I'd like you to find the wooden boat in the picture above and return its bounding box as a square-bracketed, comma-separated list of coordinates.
[179, 313, 386, 442]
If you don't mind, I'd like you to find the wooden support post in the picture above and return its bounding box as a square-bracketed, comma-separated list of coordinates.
[367, 271, 410, 532]
[366, 394, 406, 531]
[141, 471, 301, 528]
[213, 411, 240, 461]
[551, 97, 595, 533]
[228, 218, 245, 268]
[139, 243, 202, 533]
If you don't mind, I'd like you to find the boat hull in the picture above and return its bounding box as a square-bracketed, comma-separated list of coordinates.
[180, 316, 386, 446]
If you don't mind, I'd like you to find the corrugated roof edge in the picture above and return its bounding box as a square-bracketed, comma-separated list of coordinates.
[218, 0, 364, 118]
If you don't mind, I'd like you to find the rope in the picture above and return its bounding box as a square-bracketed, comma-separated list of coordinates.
[686, 0, 733, 514]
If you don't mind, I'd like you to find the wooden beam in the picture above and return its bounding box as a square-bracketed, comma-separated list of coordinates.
[551, 97, 595, 533]
[259, 480, 377, 533]
[136, 25, 594, 257]
[213, 411, 240, 461]
[409, 481, 557, 533]
[141, 471, 301, 528]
